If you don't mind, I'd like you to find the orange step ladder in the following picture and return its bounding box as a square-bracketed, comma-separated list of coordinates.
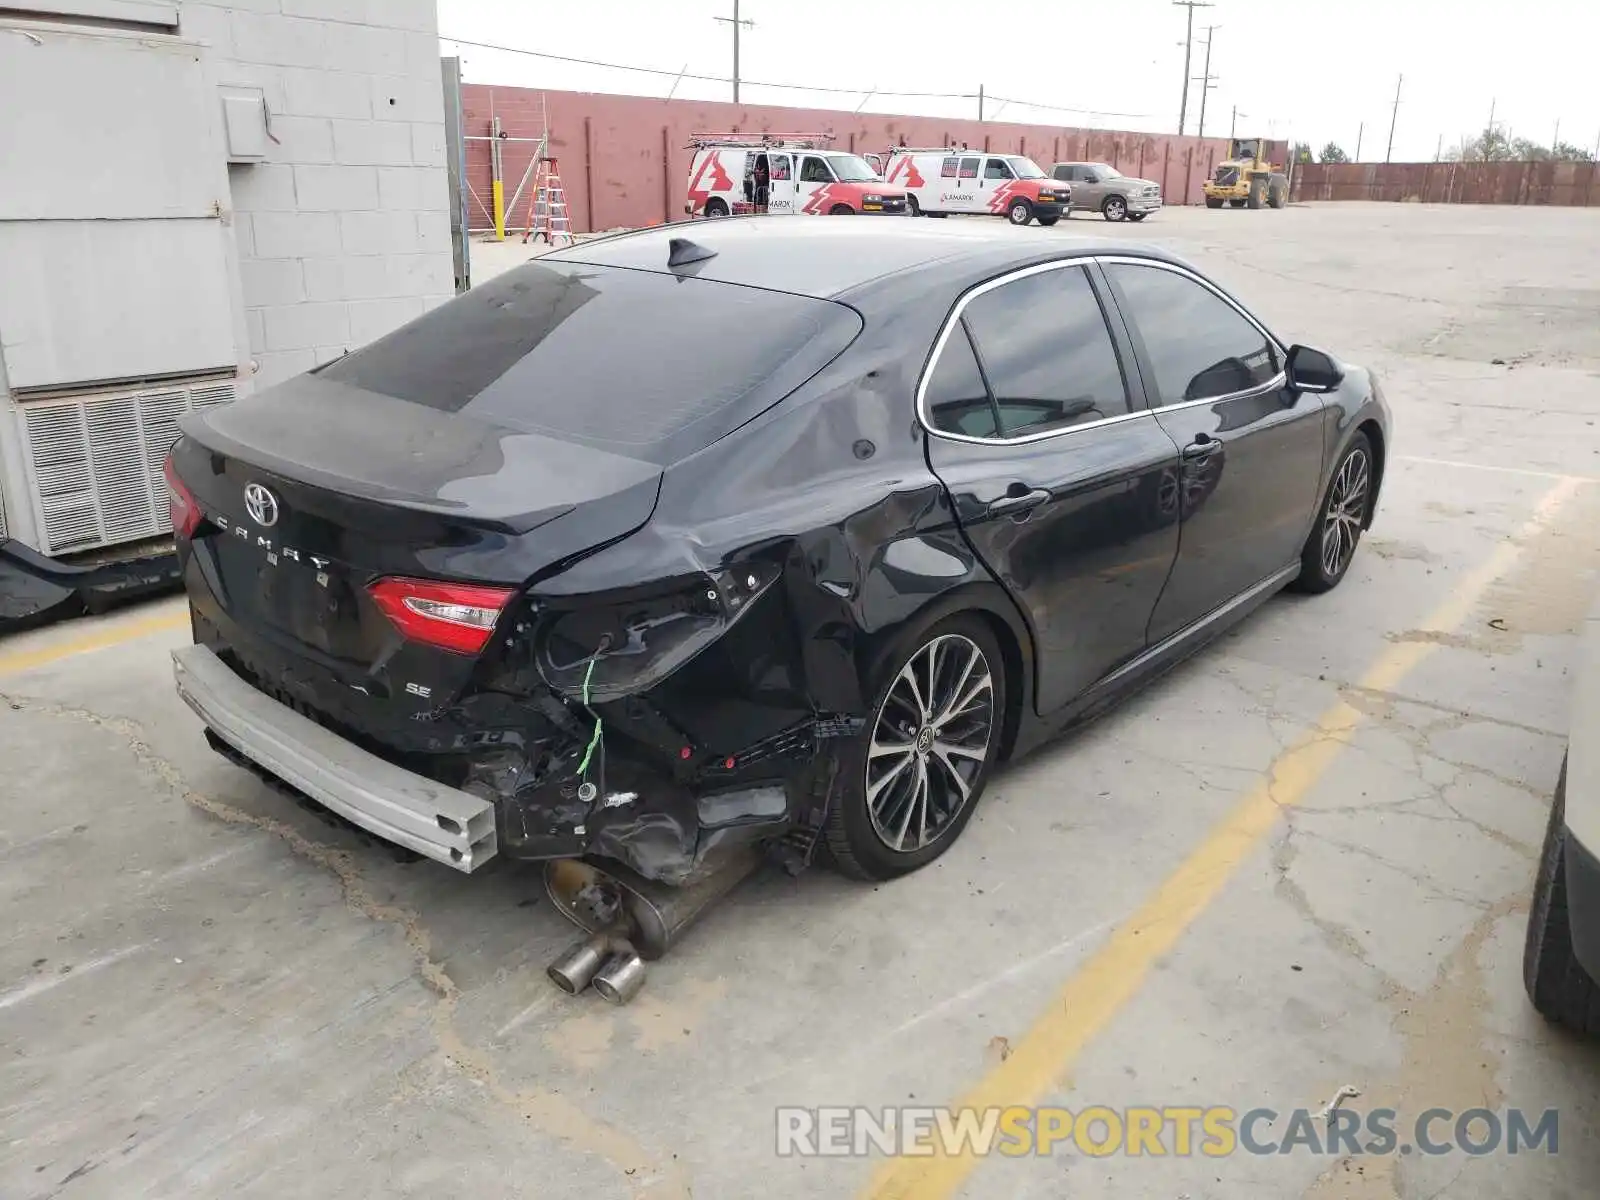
[521, 158, 573, 246]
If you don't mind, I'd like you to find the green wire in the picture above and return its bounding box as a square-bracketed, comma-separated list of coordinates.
[576, 653, 602, 776]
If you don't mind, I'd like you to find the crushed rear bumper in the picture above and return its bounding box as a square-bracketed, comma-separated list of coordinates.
[173, 643, 498, 872]
[1, 538, 181, 631]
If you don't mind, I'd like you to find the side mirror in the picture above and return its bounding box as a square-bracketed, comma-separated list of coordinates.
[1286, 344, 1344, 393]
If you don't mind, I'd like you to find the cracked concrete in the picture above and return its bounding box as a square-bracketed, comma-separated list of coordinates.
[4, 203, 1600, 1198]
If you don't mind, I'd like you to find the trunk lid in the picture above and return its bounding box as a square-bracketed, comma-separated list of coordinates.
[172, 374, 661, 719]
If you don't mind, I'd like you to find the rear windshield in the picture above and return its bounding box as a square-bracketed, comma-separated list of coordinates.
[319, 261, 862, 465]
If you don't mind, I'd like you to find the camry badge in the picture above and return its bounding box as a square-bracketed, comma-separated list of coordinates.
[244, 483, 280, 528]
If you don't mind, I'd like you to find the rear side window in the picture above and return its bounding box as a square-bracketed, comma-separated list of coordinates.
[958, 265, 1131, 437]
[941, 157, 958, 178]
[924, 324, 998, 438]
[1106, 263, 1280, 404]
[318, 261, 861, 464]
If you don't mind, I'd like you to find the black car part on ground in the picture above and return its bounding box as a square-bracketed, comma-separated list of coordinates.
[168, 219, 1389, 889]
[0, 537, 181, 632]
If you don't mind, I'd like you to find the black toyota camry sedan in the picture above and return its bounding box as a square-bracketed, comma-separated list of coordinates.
[167, 218, 1390, 887]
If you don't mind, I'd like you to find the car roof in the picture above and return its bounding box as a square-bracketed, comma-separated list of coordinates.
[546, 217, 1180, 302]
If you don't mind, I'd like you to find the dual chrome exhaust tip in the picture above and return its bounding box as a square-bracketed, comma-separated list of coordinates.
[547, 933, 647, 1005]
[542, 848, 761, 1005]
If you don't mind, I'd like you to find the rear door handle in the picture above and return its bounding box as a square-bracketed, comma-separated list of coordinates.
[1181, 435, 1220, 460]
[987, 488, 1051, 516]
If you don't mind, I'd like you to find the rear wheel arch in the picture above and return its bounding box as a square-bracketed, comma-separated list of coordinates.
[856, 584, 1034, 764]
[1357, 418, 1386, 527]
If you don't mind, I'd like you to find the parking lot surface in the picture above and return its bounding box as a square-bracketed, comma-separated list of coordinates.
[4, 202, 1600, 1199]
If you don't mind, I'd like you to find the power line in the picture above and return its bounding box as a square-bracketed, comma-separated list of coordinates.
[440, 34, 970, 98]
[438, 33, 1154, 119]
[983, 92, 1155, 121]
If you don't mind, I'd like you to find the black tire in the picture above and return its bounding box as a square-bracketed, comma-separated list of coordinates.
[825, 615, 1007, 882]
[1229, 199, 1247, 208]
[1036, 215, 1059, 226]
[703, 198, 729, 218]
[1205, 196, 1225, 209]
[1247, 180, 1266, 209]
[926, 210, 949, 218]
[907, 195, 922, 217]
[1525, 754, 1600, 1033]
[1292, 432, 1372, 594]
[1268, 179, 1288, 209]
[1006, 198, 1033, 226]
[829, 203, 855, 215]
[1102, 195, 1127, 222]
[1128, 212, 1148, 222]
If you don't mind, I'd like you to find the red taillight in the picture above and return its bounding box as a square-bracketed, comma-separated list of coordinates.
[368, 577, 516, 656]
[164, 453, 202, 540]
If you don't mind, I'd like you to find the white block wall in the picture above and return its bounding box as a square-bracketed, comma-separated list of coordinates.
[178, 0, 454, 390]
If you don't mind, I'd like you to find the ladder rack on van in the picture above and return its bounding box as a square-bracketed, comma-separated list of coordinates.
[687, 131, 836, 150]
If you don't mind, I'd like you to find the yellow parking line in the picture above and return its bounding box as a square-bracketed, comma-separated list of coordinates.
[0, 609, 189, 678]
[861, 475, 1581, 1200]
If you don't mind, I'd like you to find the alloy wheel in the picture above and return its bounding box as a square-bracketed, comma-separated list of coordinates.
[1320, 448, 1370, 578]
[866, 634, 995, 853]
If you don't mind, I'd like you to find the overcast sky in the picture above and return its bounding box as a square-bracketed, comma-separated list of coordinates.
[438, 0, 1600, 162]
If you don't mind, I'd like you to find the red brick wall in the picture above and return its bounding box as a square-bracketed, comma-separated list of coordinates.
[1293, 160, 1600, 205]
[462, 84, 1265, 233]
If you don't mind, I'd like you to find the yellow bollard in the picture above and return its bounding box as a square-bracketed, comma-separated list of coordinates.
[492, 178, 505, 241]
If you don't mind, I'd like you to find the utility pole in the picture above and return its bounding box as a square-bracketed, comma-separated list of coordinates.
[713, 0, 753, 104]
[1354, 121, 1363, 161]
[1230, 104, 1245, 140]
[978, 83, 984, 122]
[1385, 73, 1402, 162]
[1435, 132, 1443, 161]
[1193, 24, 1219, 138]
[1173, 0, 1213, 136]
[1552, 118, 1560, 155]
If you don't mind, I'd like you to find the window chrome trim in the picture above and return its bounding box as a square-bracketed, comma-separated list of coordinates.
[917, 254, 1288, 448]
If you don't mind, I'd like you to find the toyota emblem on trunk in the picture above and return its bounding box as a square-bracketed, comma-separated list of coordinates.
[244, 483, 280, 527]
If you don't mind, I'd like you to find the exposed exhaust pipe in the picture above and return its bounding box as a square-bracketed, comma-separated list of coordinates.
[543, 848, 761, 1002]
[591, 949, 647, 1004]
[547, 933, 609, 994]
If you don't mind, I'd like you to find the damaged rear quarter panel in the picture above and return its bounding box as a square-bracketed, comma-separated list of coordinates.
[532, 293, 1036, 745]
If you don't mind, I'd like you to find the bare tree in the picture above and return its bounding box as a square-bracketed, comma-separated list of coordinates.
[1450, 126, 1514, 162]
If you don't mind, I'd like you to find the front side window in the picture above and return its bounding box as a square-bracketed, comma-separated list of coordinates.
[824, 154, 880, 181]
[984, 158, 1015, 181]
[926, 265, 1130, 439]
[800, 156, 835, 184]
[1106, 263, 1280, 404]
[1005, 156, 1048, 179]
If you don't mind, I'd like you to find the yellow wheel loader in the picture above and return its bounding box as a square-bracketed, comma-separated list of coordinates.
[1203, 138, 1289, 210]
